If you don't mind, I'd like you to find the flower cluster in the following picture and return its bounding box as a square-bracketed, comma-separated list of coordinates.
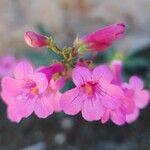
[1, 23, 149, 125]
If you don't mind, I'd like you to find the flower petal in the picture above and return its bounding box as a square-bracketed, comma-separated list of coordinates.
[134, 89, 150, 109]
[54, 77, 66, 90]
[7, 106, 22, 123]
[126, 107, 139, 123]
[110, 109, 126, 126]
[33, 72, 48, 93]
[92, 64, 113, 83]
[34, 96, 53, 118]
[81, 94, 105, 121]
[72, 66, 91, 86]
[129, 76, 144, 90]
[101, 109, 109, 124]
[14, 61, 33, 79]
[100, 83, 124, 109]
[1, 77, 26, 105]
[60, 88, 83, 115]
[122, 96, 136, 114]
[15, 96, 35, 118]
[51, 91, 62, 112]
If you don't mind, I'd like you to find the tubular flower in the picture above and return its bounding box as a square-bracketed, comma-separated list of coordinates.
[122, 76, 150, 123]
[38, 63, 66, 112]
[110, 60, 150, 123]
[60, 65, 124, 122]
[76, 23, 125, 52]
[1, 61, 55, 122]
[24, 31, 49, 48]
[111, 60, 123, 85]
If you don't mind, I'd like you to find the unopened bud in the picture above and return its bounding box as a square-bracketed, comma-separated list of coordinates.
[24, 31, 49, 48]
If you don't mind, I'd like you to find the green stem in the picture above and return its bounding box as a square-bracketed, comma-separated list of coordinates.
[48, 36, 62, 54]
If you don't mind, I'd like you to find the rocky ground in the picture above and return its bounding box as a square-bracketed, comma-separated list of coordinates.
[0, 100, 150, 150]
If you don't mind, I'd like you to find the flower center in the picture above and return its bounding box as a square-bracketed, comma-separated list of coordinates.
[82, 81, 96, 96]
[31, 85, 38, 94]
[52, 72, 62, 81]
[124, 88, 134, 97]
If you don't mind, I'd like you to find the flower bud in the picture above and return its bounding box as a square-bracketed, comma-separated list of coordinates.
[111, 60, 123, 85]
[77, 23, 126, 52]
[24, 31, 49, 48]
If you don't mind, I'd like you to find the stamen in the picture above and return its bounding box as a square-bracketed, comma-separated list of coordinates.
[82, 81, 96, 96]
[85, 84, 93, 95]
[31, 86, 38, 94]
[53, 72, 62, 81]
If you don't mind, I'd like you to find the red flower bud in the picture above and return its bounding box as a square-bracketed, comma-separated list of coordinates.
[80, 23, 126, 51]
[24, 31, 49, 48]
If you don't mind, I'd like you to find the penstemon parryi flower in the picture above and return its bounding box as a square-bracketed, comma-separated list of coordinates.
[1, 23, 149, 125]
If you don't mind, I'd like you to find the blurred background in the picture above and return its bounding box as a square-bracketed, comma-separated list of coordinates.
[0, 0, 150, 149]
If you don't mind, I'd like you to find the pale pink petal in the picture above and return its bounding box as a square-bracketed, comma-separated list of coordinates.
[129, 76, 144, 90]
[1, 76, 25, 92]
[1, 77, 26, 105]
[34, 96, 53, 118]
[1, 91, 16, 105]
[7, 106, 22, 123]
[92, 64, 113, 83]
[110, 109, 126, 126]
[33, 72, 48, 93]
[52, 91, 62, 112]
[122, 96, 136, 114]
[134, 89, 150, 109]
[101, 109, 110, 124]
[6, 96, 35, 122]
[100, 83, 124, 109]
[121, 82, 131, 90]
[81, 94, 105, 121]
[72, 66, 91, 86]
[15, 96, 35, 118]
[60, 88, 83, 115]
[14, 61, 33, 79]
[126, 108, 139, 123]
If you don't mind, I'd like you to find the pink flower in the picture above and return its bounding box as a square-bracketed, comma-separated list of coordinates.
[0, 55, 17, 78]
[80, 23, 126, 51]
[60, 65, 124, 122]
[128, 76, 149, 109]
[111, 60, 123, 85]
[110, 60, 150, 123]
[1, 61, 58, 122]
[24, 31, 49, 48]
[39, 63, 65, 83]
[122, 76, 150, 123]
[110, 60, 135, 115]
[38, 63, 66, 112]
